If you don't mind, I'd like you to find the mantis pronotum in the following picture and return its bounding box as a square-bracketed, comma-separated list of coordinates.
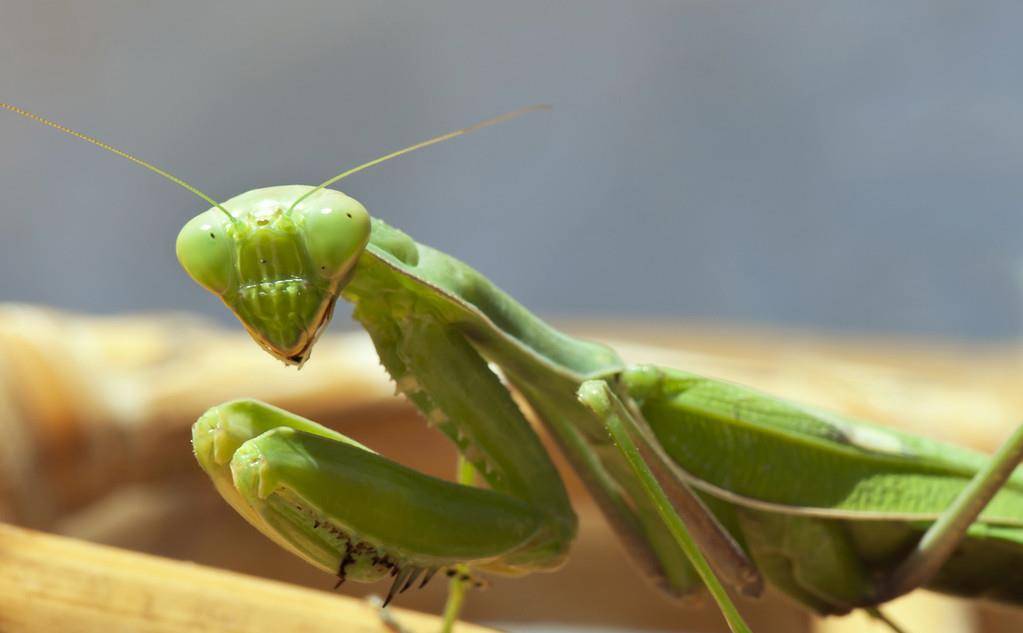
[5, 102, 1023, 633]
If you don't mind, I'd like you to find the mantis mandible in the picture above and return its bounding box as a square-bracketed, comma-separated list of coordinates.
[5, 102, 1023, 633]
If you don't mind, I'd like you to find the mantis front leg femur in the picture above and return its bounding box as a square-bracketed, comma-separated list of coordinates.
[193, 397, 558, 601]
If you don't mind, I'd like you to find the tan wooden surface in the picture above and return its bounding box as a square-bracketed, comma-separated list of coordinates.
[0, 521, 492, 633]
[2, 305, 1023, 631]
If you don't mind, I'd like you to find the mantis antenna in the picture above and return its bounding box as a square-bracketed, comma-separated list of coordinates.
[2, 102, 551, 221]
[287, 104, 552, 213]
[1, 102, 236, 222]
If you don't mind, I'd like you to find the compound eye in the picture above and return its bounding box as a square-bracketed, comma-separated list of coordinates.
[298, 193, 371, 280]
[176, 209, 235, 294]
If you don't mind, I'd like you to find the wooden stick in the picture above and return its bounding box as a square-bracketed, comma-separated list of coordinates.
[812, 591, 977, 633]
[0, 522, 493, 633]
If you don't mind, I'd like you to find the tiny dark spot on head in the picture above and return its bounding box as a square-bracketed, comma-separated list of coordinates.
[346, 212, 352, 219]
[321, 265, 326, 270]
[260, 258, 267, 264]
[210, 232, 215, 238]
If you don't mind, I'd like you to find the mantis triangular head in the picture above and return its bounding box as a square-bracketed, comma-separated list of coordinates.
[2, 101, 549, 366]
[177, 185, 371, 365]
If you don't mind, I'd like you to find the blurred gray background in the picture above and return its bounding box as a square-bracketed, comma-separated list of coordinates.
[3, 1, 1022, 340]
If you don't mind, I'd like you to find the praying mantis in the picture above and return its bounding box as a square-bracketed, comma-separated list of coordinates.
[5, 103, 1023, 633]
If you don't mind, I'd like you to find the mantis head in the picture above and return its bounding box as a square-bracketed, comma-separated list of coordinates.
[2, 102, 548, 366]
[176, 186, 371, 366]
[173, 104, 549, 365]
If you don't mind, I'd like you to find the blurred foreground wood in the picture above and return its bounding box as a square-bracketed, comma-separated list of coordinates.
[2, 305, 1023, 632]
[0, 521, 492, 633]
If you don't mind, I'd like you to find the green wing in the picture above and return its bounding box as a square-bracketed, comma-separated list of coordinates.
[625, 365, 1023, 526]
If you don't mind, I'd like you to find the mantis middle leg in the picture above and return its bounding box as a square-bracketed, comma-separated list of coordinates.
[577, 378, 754, 633]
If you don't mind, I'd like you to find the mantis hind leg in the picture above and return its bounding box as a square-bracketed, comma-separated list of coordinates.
[881, 420, 1023, 601]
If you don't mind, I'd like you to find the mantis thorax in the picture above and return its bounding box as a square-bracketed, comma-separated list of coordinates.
[177, 185, 371, 365]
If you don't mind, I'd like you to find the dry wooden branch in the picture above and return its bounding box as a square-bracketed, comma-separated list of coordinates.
[0, 522, 493, 633]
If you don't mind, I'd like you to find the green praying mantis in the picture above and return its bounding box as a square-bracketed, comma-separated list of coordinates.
[5, 102, 1023, 633]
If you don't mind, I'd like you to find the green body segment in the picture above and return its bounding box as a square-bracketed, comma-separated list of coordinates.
[622, 366, 1023, 522]
[178, 184, 1023, 617]
[623, 365, 1023, 611]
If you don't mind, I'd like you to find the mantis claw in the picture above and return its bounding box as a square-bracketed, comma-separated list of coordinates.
[401, 567, 425, 593]
[385, 567, 415, 607]
[419, 567, 439, 589]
